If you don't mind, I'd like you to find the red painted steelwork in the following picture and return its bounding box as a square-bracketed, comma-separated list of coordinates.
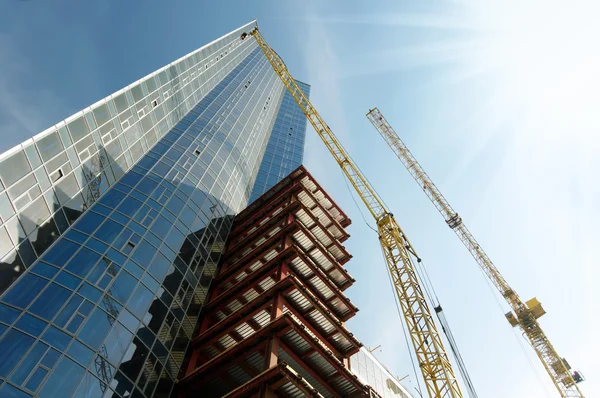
[178, 167, 373, 398]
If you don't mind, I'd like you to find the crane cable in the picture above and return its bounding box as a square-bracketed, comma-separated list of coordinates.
[473, 256, 552, 397]
[382, 242, 425, 398]
[339, 164, 479, 398]
[413, 259, 479, 398]
[341, 169, 378, 234]
[339, 166, 424, 396]
[512, 327, 553, 398]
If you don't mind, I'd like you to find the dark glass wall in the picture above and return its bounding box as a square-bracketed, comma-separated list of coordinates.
[248, 80, 310, 202]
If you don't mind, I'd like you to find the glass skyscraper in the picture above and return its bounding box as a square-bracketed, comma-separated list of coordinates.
[248, 80, 309, 203]
[0, 21, 309, 398]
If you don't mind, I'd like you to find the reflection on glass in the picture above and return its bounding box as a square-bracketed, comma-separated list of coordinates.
[0, 150, 31, 188]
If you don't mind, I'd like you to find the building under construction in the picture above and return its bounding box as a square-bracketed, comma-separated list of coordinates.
[177, 166, 383, 397]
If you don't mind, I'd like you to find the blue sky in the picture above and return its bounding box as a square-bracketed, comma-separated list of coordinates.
[1, 1, 597, 397]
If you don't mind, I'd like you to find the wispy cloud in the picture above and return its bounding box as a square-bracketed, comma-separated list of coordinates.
[0, 34, 69, 151]
[300, 3, 600, 395]
[299, 12, 353, 190]
[306, 12, 485, 31]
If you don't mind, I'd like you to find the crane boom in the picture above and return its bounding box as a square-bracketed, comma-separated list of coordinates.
[367, 107, 584, 398]
[247, 28, 463, 398]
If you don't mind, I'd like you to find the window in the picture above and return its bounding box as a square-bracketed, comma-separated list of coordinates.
[78, 307, 114, 350]
[0, 150, 31, 188]
[0, 382, 36, 397]
[15, 314, 48, 337]
[41, 325, 71, 351]
[95, 219, 126, 246]
[148, 252, 171, 282]
[65, 247, 102, 278]
[92, 104, 110, 127]
[0, 303, 20, 324]
[38, 356, 85, 398]
[67, 116, 90, 143]
[54, 294, 83, 328]
[29, 283, 72, 321]
[78, 283, 103, 303]
[16, 192, 46, 228]
[73, 211, 105, 234]
[55, 271, 81, 290]
[111, 271, 137, 304]
[2, 273, 48, 309]
[98, 189, 126, 208]
[0, 192, 15, 222]
[36, 132, 64, 162]
[103, 322, 133, 366]
[123, 241, 136, 255]
[151, 99, 158, 108]
[10, 340, 47, 385]
[116, 196, 143, 218]
[127, 284, 153, 319]
[0, 329, 36, 377]
[66, 339, 94, 367]
[25, 367, 48, 392]
[121, 119, 130, 131]
[40, 348, 60, 368]
[116, 339, 148, 394]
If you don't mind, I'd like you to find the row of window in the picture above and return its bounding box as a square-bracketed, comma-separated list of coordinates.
[0, 30, 260, 298]
[248, 82, 308, 202]
[0, 36, 285, 398]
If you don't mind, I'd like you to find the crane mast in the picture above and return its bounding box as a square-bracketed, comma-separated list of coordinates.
[247, 28, 463, 398]
[366, 107, 584, 398]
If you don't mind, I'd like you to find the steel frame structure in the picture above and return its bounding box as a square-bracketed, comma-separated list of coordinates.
[247, 29, 463, 398]
[179, 166, 375, 398]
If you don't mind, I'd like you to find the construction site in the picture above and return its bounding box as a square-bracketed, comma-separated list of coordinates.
[177, 27, 587, 398]
[0, 6, 592, 398]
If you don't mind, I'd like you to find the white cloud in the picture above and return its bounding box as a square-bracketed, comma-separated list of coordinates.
[293, 2, 600, 396]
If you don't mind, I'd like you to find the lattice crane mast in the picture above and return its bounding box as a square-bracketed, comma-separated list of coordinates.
[366, 107, 585, 398]
[245, 28, 463, 398]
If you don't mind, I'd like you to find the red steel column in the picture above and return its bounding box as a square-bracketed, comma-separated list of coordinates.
[263, 259, 289, 369]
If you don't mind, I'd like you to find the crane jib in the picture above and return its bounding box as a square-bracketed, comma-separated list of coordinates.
[366, 107, 585, 398]
[250, 28, 464, 398]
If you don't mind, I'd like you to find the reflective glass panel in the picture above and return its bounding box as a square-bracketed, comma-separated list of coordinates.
[2, 273, 48, 309]
[0, 150, 31, 188]
[38, 356, 85, 398]
[0, 328, 35, 377]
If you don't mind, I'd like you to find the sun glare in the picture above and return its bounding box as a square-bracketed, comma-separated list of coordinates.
[466, 1, 600, 141]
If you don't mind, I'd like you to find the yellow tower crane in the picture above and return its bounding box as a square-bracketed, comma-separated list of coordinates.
[244, 28, 463, 398]
[366, 107, 585, 398]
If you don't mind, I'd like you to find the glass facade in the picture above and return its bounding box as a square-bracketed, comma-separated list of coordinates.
[0, 21, 293, 398]
[350, 348, 413, 398]
[248, 80, 310, 203]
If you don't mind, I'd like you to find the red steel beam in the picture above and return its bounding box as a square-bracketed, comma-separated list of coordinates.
[298, 166, 351, 227]
[184, 314, 370, 397]
[278, 329, 368, 395]
[227, 202, 300, 255]
[230, 180, 302, 237]
[181, 315, 295, 388]
[291, 248, 357, 321]
[221, 362, 323, 398]
[223, 222, 300, 268]
[294, 198, 351, 263]
[193, 273, 359, 357]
